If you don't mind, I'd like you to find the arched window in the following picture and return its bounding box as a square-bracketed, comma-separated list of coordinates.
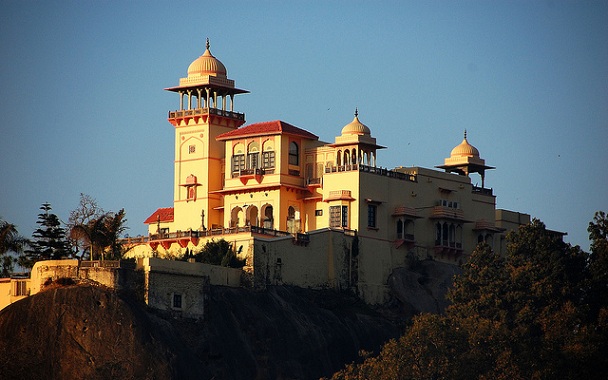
[289, 142, 299, 165]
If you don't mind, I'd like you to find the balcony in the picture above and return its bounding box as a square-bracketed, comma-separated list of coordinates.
[168, 107, 245, 121]
[306, 177, 322, 186]
[392, 206, 418, 218]
[434, 240, 464, 257]
[324, 164, 417, 182]
[121, 225, 310, 250]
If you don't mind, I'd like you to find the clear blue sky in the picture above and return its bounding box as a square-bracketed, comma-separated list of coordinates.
[1, 1, 606, 251]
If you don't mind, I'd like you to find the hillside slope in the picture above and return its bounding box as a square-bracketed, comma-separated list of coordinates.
[0, 284, 400, 380]
[0, 259, 459, 379]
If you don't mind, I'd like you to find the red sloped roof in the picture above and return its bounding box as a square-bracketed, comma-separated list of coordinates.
[216, 120, 318, 141]
[144, 207, 174, 224]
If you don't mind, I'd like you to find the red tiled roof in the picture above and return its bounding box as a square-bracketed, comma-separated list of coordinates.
[144, 207, 174, 224]
[216, 120, 318, 141]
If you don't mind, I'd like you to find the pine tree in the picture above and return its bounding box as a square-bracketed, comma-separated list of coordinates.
[20, 203, 71, 268]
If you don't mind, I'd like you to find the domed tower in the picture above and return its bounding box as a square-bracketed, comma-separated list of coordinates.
[164, 39, 249, 231]
[437, 130, 494, 188]
[331, 109, 385, 167]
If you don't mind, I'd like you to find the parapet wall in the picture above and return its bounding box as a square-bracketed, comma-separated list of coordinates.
[137, 257, 242, 287]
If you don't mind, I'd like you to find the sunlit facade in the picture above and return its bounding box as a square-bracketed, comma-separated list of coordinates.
[124, 40, 531, 303]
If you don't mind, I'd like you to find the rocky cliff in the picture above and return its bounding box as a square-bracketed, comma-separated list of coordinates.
[0, 259, 459, 380]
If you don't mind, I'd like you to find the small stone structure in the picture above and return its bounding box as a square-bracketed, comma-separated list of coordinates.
[0, 258, 242, 319]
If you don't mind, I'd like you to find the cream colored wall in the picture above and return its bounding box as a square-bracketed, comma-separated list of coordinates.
[0, 278, 30, 310]
[138, 257, 241, 287]
[0, 279, 10, 310]
[252, 229, 354, 291]
[144, 270, 207, 318]
[171, 115, 238, 232]
[30, 259, 79, 295]
[79, 267, 120, 289]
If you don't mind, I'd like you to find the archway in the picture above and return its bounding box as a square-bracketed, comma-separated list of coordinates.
[261, 204, 274, 229]
[247, 206, 259, 227]
[231, 207, 244, 228]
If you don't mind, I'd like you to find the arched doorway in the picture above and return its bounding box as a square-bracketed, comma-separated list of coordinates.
[247, 206, 259, 227]
[231, 207, 244, 228]
[287, 206, 300, 233]
[261, 204, 274, 229]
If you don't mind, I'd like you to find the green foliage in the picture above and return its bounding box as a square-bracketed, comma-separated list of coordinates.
[0, 218, 29, 276]
[194, 239, 245, 268]
[330, 213, 608, 380]
[21, 203, 71, 268]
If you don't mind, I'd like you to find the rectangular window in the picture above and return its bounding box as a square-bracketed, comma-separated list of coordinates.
[13, 281, 27, 296]
[329, 206, 348, 228]
[315, 209, 323, 216]
[248, 152, 259, 169]
[329, 206, 341, 227]
[231, 154, 245, 172]
[368, 204, 377, 228]
[262, 151, 275, 168]
[172, 293, 182, 309]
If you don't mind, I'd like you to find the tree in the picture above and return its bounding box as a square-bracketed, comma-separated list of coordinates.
[329, 214, 608, 380]
[587, 211, 608, 317]
[70, 209, 128, 260]
[193, 239, 245, 268]
[20, 203, 70, 268]
[66, 193, 105, 256]
[0, 218, 29, 276]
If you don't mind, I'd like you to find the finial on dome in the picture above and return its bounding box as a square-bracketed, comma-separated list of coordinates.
[464, 129, 467, 140]
[354, 107, 359, 118]
[206, 37, 210, 50]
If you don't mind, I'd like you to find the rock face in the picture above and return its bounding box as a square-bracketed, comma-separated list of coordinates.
[0, 260, 459, 379]
[0, 283, 399, 380]
[0, 284, 205, 380]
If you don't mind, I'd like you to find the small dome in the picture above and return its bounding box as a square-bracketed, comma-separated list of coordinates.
[341, 109, 371, 136]
[450, 130, 480, 158]
[187, 38, 227, 78]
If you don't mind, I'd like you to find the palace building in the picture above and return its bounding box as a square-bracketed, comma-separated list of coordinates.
[125, 39, 531, 304]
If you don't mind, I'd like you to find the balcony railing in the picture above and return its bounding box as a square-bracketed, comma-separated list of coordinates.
[306, 177, 321, 186]
[121, 225, 310, 247]
[434, 240, 463, 250]
[168, 107, 245, 121]
[430, 206, 465, 220]
[325, 164, 417, 182]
